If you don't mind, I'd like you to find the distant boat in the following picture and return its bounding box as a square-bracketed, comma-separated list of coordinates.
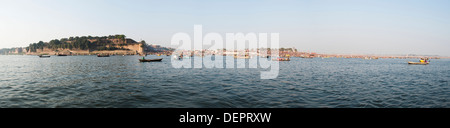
[273, 58, 290, 61]
[57, 54, 68, 56]
[97, 54, 110, 57]
[234, 56, 250, 59]
[408, 62, 429, 65]
[300, 56, 313, 59]
[273, 57, 290, 61]
[38, 55, 51, 58]
[139, 58, 163, 62]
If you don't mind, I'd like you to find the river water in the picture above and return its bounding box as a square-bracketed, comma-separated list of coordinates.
[0, 55, 448, 108]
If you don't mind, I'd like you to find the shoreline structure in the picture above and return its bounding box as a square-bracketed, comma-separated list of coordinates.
[0, 35, 173, 56]
[2, 48, 446, 59]
[0, 35, 446, 59]
[170, 50, 446, 59]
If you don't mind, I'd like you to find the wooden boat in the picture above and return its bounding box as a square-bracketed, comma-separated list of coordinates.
[300, 56, 313, 59]
[139, 58, 163, 62]
[38, 55, 51, 58]
[273, 58, 290, 61]
[408, 62, 429, 65]
[97, 54, 110, 57]
[234, 56, 250, 59]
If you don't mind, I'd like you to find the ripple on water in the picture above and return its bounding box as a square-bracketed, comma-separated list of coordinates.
[0, 56, 449, 108]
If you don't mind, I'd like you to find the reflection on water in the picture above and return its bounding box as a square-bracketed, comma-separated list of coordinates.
[0, 55, 448, 108]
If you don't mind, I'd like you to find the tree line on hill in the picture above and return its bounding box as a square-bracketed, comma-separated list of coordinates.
[0, 48, 19, 55]
[26, 35, 132, 52]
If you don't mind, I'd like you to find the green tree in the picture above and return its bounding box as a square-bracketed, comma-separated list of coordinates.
[141, 40, 147, 48]
[49, 39, 61, 50]
[115, 35, 126, 40]
[37, 41, 45, 50]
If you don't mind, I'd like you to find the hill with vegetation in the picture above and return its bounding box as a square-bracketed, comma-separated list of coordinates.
[0, 48, 25, 55]
[26, 35, 145, 53]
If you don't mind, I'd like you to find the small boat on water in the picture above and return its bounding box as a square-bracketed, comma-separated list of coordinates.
[409, 58, 431, 65]
[97, 54, 110, 57]
[139, 58, 163, 62]
[235, 56, 250, 59]
[234, 55, 251, 59]
[273, 57, 290, 61]
[57, 54, 68, 56]
[408, 62, 429, 65]
[38, 55, 51, 58]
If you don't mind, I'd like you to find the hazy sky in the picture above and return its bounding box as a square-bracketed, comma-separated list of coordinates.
[0, 0, 449, 55]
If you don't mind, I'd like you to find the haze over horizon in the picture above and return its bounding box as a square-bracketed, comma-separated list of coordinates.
[1, 0, 449, 56]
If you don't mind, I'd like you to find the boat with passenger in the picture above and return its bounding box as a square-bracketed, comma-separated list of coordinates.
[408, 62, 429, 65]
[139, 58, 163, 62]
[97, 54, 110, 57]
[234, 54, 251, 59]
[273, 55, 290, 61]
[38, 55, 51, 58]
[273, 57, 290, 61]
[408, 58, 430, 65]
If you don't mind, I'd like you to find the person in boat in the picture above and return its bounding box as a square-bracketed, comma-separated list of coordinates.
[179, 53, 184, 60]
